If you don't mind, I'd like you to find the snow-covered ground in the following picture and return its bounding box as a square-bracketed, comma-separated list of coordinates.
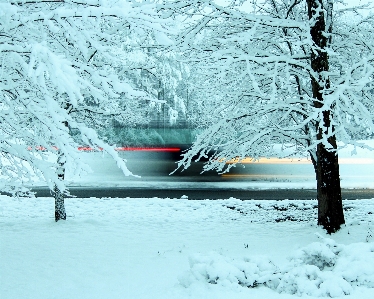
[1, 141, 373, 299]
[0, 197, 373, 299]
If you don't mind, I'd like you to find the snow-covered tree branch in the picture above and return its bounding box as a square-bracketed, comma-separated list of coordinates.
[165, 0, 374, 233]
[0, 0, 174, 218]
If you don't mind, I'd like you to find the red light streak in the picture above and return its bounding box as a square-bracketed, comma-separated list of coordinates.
[28, 146, 181, 152]
[114, 147, 181, 152]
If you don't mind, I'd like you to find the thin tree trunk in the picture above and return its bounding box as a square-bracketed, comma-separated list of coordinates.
[307, 0, 345, 233]
[54, 104, 72, 222]
[54, 152, 66, 221]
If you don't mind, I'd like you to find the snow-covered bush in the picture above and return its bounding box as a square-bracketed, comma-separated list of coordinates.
[179, 236, 374, 297]
[276, 264, 352, 297]
[178, 252, 280, 289]
[290, 236, 341, 270]
[334, 242, 374, 288]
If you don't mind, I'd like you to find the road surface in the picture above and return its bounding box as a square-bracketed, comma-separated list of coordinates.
[30, 187, 374, 200]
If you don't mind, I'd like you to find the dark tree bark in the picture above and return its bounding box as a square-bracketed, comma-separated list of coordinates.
[307, 0, 345, 233]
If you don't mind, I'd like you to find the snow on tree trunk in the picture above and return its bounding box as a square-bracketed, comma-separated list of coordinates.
[307, 0, 344, 233]
[54, 152, 66, 222]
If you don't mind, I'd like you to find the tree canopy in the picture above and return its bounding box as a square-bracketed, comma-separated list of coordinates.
[0, 0, 172, 194]
[1, 0, 373, 231]
[164, 0, 374, 232]
[168, 0, 374, 172]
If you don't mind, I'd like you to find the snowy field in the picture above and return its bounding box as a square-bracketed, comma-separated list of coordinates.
[1, 196, 373, 299]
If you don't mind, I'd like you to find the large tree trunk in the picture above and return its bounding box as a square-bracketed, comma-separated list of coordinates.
[54, 152, 66, 221]
[307, 0, 345, 233]
[315, 136, 344, 233]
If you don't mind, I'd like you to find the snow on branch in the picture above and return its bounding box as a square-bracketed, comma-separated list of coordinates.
[168, 0, 374, 172]
[0, 0, 173, 193]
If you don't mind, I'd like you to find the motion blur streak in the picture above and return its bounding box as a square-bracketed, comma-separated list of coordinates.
[226, 157, 374, 165]
[115, 147, 181, 152]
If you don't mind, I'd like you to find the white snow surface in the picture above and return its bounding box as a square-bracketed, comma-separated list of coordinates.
[1, 196, 373, 299]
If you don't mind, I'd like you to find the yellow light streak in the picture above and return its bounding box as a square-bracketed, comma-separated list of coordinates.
[225, 157, 374, 165]
[225, 157, 311, 164]
[221, 174, 315, 178]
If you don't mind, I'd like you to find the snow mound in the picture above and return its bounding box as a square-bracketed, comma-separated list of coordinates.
[179, 235, 374, 297]
[178, 252, 280, 289]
